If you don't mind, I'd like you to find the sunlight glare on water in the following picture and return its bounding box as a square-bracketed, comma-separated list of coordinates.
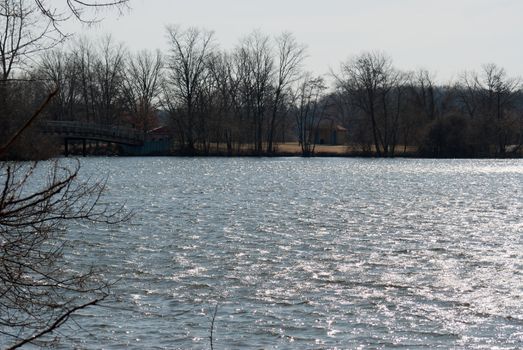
[59, 158, 523, 349]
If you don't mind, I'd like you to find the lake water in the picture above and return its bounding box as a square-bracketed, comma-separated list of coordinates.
[53, 158, 523, 348]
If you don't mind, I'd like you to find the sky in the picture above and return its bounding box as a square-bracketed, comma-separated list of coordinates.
[65, 0, 523, 83]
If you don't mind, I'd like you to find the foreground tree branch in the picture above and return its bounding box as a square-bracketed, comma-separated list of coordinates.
[0, 159, 129, 348]
[0, 87, 58, 156]
[34, 0, 129, 24]
[5, 296, 106, 350]
[0, 1, 130, 348]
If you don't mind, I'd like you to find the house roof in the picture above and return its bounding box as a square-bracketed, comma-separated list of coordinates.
[147, 125, 171, 135]
[317, 118, 348, 132]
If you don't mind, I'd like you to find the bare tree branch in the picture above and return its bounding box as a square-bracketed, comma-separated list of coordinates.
[5, 296, 106, 350]
[0, 86, 58, 156]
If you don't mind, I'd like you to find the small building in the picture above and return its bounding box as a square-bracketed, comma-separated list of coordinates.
[314, 118, 348, 145]
[121, 125, 172, 155]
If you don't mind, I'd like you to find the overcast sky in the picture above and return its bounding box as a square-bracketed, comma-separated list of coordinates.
[67, 0, 523, 83]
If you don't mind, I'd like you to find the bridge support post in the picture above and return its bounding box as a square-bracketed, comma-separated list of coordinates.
[64, 139, 69, 157]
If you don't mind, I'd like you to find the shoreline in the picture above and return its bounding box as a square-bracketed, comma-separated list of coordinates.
[57, 152, 523, 160]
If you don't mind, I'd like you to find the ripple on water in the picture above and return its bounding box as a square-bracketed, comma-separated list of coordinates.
[39, 158, 523, 349]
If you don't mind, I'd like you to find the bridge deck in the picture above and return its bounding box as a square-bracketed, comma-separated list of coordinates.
[42, 121, 144, 146]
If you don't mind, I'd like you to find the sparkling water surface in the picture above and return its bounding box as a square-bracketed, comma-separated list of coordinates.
[57, 158, 522, 349]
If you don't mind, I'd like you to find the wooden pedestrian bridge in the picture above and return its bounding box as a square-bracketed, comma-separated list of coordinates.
[42, 120, 145, 155]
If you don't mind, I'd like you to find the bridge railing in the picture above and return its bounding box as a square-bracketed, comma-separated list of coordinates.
[42, 121, 145, 145]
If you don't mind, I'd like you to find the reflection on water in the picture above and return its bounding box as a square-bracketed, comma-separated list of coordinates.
[63, 158, 522, 348]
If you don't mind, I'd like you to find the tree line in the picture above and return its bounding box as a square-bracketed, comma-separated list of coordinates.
[35, 28, 309, 156]
[1, 18, 522, 157]
[334, 53, 523, 157]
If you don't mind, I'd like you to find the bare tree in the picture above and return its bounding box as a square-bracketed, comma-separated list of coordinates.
[206, 51, 237, 154]
[122, 49, 163, 135]
[34, 0, 129, 26]
[0, 0, 57, 81]
[71, 37, 98, 123]
[456, 70, 481, 120]
[410, 69, 437, 121]
[236, 31, 274, 154]
[91, 35, 126, 125]
[477, 64, 521, 154]
[41, 36, 127, 126]
[266, 32, 306, 153]
[456, 64, 521, 154]
[164, 25, 215, 153]
[228, 44, 254, 152]
[294, 74, 326, 156]
[212, 49, 259, 154]
[0, 0, 128, 82]
[334, 52, 407, 156]
[39, 48, 81, 121]
[0, 0, 57, 150]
